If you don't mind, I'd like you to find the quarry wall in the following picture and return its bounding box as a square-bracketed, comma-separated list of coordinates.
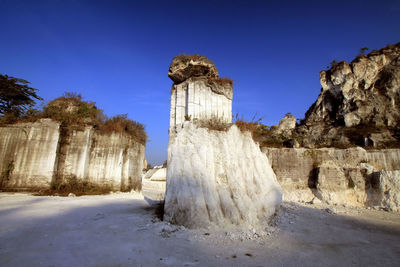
[0, 119, 145, 190]
[169, 78, 232, 130]
[263, 147, 400, 211]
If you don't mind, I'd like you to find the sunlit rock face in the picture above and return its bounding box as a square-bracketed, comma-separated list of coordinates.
[0, 119, 60, 188]
[295, 43, 400, 148]
[0, 119, 145, 191]
[263, 147, 400, 211]
[165, 55, 281, 228]
[168, 55, 233, 139]
[164, 123, 282, 228]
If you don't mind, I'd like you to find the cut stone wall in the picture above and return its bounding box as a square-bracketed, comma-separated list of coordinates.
[0, 119, 60, 188]
[169, 77, 232, 132]
[263, 147, 400, 211]
[0, 119, 145, 191]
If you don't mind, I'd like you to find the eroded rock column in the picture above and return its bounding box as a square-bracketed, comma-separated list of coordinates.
[164, 55, 282, 228]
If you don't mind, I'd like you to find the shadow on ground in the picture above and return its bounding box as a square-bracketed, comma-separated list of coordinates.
[0, 193, 399, 267]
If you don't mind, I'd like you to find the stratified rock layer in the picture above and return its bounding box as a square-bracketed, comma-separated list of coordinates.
[164, 123, 282, 228]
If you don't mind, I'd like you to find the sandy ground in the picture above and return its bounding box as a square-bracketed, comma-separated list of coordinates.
[0, 192, 399, 267]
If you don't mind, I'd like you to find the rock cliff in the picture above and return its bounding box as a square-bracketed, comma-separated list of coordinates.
[261, 43, 400, 211]
[0, 119, 145, 191]
[263, 147, 400, 211]
[267, 43, 400, 149]
[0, 119, 60, 188]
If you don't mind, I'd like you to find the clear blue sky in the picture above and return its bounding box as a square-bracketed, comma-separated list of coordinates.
[0, 0, 399, 165]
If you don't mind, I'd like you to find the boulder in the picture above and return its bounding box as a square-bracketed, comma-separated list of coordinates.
[164, 123, 282, 228]
[168, 54, 219, 83]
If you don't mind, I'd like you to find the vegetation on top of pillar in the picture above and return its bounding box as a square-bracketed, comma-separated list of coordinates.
[206, 76, 234, 87]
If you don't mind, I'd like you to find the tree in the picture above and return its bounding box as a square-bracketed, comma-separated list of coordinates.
[0, 74, 42, 116]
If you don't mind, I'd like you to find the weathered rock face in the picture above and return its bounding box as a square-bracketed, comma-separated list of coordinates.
[276, 114, 296, 135]
[60, 128, 145, 191]
[168, 55, 218, 84]
[263, 147, 400, 211]
[0, 119, 60, 188]
[0, 119, 145, 191]
[169, 55, 233, 136]
[296, 43, 400, 148]
[164, 123, 282, 228]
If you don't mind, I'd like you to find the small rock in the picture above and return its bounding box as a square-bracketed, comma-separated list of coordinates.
[325, 208, 335, 214]
[68, 193, 76, 197]
[311, 197, 322, 204]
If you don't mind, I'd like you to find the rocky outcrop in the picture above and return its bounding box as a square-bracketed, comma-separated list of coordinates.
[168, 55, 218, 84]
[263, 43, 400, 149]
[169, 55, 233, 137]
[0, 119, 145, 191]
[296, 43, 400, 148]
[165, 55, 281, 228]
[306, 44, 400, 128]
[263, 147, 400, 211]
[164, 123, 282, 228]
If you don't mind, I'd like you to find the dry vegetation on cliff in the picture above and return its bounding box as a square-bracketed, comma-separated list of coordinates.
[36, 175, 113, 197]
[0, 92, 147, 145]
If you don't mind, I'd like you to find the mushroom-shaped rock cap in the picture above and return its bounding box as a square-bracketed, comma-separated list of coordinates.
[168, 54, 219, 83]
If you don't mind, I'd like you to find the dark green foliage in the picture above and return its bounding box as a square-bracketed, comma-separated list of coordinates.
[0, 74, 43, 117]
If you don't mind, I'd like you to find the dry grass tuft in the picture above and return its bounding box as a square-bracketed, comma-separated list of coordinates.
[197, 116, 231, 131]
[0, 92, 147, 145]
[36, 175, 113, 197]
[99, 114, 147, 145]
[207, 77, 233, 87]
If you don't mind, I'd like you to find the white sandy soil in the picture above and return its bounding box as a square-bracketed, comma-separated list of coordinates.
[0, 192, 399, 267]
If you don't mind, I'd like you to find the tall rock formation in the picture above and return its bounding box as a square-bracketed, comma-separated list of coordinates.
[164, 55, 282, 228]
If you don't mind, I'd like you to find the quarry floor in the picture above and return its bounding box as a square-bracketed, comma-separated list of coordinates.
[0, 192, 399, 267]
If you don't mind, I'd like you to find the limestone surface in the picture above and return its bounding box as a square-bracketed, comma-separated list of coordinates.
[0, 119, 145, 191]
[169, 77, 232, 131]
[263, 147, 400, 211]
[164, 123, 282, 228]
[0, 119, 60, 188]
[301, 43, 400, 147]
